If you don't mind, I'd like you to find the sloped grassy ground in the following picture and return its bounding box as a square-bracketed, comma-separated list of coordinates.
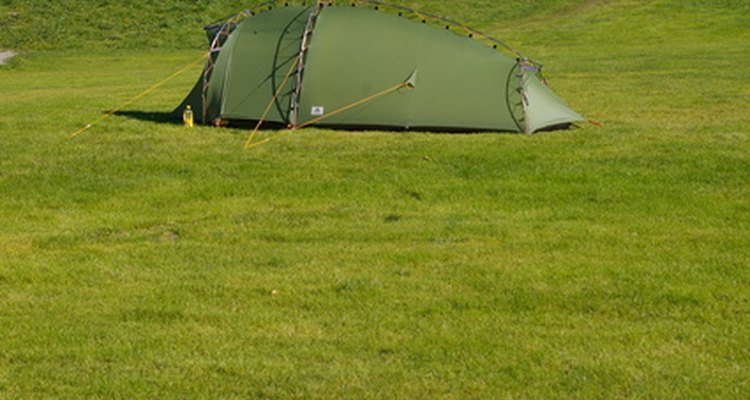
[1, 0, 749, 398]
[0, 0, 585, 50]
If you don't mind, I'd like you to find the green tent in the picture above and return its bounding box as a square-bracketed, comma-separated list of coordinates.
[176, 1, 583, 133]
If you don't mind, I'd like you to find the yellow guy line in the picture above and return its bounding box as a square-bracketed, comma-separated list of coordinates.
[244, 55, 301, 149]
[297, 81, 411, 129]
[69, 54, 206, 139]
[245, 80, 414, 150]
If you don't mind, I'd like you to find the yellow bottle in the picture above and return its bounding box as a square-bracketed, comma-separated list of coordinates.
[183, 105, 194, 128]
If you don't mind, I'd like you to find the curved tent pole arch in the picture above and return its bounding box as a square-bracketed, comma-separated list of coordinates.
[200, 1, 288, 122]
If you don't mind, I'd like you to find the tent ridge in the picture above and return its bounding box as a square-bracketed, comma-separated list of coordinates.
[358, 0, 522, 58]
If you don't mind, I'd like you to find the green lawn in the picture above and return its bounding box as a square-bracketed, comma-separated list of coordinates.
[1, 1, 749, 398]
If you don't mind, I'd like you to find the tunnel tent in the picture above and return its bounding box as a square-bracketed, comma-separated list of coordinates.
[175, 1, 583, 133]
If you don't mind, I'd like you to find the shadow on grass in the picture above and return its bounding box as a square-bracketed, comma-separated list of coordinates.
[113, 110, 179, 125]
[111, 109, 578, 134]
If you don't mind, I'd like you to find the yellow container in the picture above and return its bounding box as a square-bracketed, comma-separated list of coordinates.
[182, 105, 194, 128]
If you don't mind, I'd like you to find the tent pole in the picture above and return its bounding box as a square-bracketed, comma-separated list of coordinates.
[289, 2, 324, 128]
[200, 2, 280, 123]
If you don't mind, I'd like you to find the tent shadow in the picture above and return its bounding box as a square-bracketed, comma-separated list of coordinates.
[109, 110, 575, 134]
[113, 110, 179, 125]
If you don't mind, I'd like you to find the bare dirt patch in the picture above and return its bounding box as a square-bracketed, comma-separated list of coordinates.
[0, 50, 18, 65]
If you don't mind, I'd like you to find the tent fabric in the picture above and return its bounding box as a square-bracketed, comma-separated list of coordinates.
[176, 3, 583, 133]
[522, 72, 585, 133]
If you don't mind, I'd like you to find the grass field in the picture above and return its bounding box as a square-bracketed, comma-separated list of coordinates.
[1, 0, 749, 398]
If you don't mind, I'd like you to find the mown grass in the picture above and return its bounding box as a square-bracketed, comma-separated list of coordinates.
[1, 0, 750, 398]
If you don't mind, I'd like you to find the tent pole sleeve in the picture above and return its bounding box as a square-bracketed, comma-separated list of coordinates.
[289, 3, 324, 128]
[505, 61, 525, 133]
[200, 1, 280, 123]
[517, 61, 531, 134]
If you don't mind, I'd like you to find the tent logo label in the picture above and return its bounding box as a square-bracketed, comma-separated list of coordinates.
[311, 106, 325, 116]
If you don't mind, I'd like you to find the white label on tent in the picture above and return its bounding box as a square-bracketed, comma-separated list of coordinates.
[311, 106, 325, 116]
